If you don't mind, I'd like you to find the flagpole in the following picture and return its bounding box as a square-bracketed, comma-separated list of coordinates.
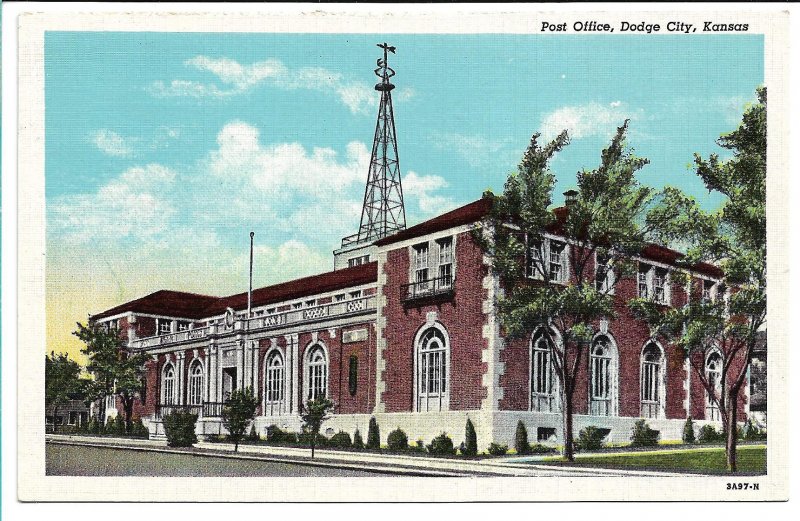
[248, 231, 254, 317]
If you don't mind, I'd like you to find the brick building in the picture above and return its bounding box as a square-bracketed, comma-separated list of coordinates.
[89, 47, 748, 447]
[90, 194, 748, 445]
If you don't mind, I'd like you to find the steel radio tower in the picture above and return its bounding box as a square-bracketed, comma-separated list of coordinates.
[356, 43, 406, 243]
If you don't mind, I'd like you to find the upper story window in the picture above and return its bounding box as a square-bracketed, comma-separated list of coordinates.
[638, 263, 670, 305]
[292, 303, 302, 310]
[702, 280, 717, 303]
[177, 321, 190, 332]
[436, 237, 453, 287]
[304, 299, 317, 308]
[526, 237, 568, 284]
[266, 308, 276, 315]
[335, 294, 346, 302]
[158, 319, 172, 334]
[349, 290, 362, 299]
[413, 242, 430, 284]
[595, 252, 615, 294]
[348, 255, 370, 268]
[705, 350, 723, 421]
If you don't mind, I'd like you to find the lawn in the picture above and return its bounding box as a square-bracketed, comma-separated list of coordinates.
[542, 445, 766, 475]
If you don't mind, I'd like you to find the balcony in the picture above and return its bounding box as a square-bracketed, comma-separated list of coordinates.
[155, 401, 225, 419]
[129, 295, 377, 350]
[402, 275, 454, 303]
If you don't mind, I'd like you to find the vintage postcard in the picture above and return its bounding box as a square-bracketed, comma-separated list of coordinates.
[8, 3, 792, 504]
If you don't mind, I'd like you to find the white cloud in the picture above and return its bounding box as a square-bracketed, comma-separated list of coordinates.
[148, 56, 399, 115]
[434, 132, 510, 168]
[403, 170, 455, 215]
[539, 101, 636, 141]
[90, 129, 134, 156]
[49, 164, 177, 245]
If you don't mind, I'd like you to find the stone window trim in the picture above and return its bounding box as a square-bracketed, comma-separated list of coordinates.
[640, 341, 666, 419]
[526, 235, 570, 284]
[263, 347, 286, 414]
[161, 362, 177, 405]
[408, 235, 457, 287]
[303, 341, 329, 402]
[188, 359, 204, 406]
[638, 262, 671, 305]
[412, 321, 451, 413]
[705, 347, 723, 421]
[588, 333, 620, 417]
[529, 327, 561, 413]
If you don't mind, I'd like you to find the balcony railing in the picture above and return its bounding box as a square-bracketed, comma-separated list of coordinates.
[402, 275, 454, 302]
[202, 401, 225, 418]
[130, 295, 376, 350]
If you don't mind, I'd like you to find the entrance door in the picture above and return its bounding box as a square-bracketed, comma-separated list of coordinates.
[222, 367, 238, 400]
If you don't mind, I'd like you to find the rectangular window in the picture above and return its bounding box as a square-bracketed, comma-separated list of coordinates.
[304, 299, 317, 308]
[702, 280, 716, 303]
[527, 240, 543, 279]
[159, 320, 172, 334]
[335, 294, 346, 302]
[595, 252, 614, 293]
[549, 241, 566, 282]
[638, 265, 650, 299]
[266, 308, 275, 315]
[349, 290, 362, 299]
[436, 237, 453, 287]
[348, 255, 370, 268]
[653, 268, 668, 304]
[292, 303, 302, 310]
[413, 242, 430, 289]
[177, 321, 190, 332]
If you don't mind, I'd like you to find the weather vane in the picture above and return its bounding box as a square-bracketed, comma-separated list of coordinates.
[375, 42, 396, 91]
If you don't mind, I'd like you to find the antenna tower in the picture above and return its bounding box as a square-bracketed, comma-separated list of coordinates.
[356, 43, 406, 243]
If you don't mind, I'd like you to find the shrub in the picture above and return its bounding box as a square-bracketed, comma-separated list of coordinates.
[427, 432, 456, 456]
[247, 424, 259, 442]
[576, 426, 606, 451]
[462, 418, 478, 456]
[514, 421, 531, 455]
[530, 443, 556, 454]
[487, 442, 508, 456]
[87, 418, 101, 435]
[413, 439, 427, 453]
[330, 431, 353, 448]
[130, 418, 149, 439]
[697, 424, 723, 443]
[682, 417, 696, 443]
[114, 415, 127, 435]
[387, 428, 409, 451]
[298, 431, 329, 448]
[742, 420, 767, 441]
[352, 429, 365, 449]
[630, 420, 660, 447]
[162, 411, 198, 447]
[205, 434, 224, 443]
[266, 425, 296, 444]
[367, 417, 380, 449]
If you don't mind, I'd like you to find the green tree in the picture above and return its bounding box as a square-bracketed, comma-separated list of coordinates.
[463, 418, 478, 456]
[366, 416, 380, 449]
[630, 87, 766, 472]
[300, 397, 334, 458]
[221, 386, 259, 452]
[479, 123, 663, 461]
[73, 322, 148, 432]
[45, 352, 85, 433]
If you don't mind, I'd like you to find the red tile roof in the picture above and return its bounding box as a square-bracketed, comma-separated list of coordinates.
[202, 261, 377, 316]
[91, 290, 220, 321]
[92, 262, 378, 322]
[375, 197, 493, 246]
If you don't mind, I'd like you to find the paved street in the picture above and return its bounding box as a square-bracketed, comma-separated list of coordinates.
[47, 442, 387, 477]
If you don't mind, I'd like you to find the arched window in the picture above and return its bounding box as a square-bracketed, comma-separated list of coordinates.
[640, 342, 664, 418]
[305, 345, 328, 401]
[188, 360, 204, 406]
[589, 335, 618, 416]
[265, 350, 285, 414]
[415, 325, 450, 412]
[161, 363, 175, 405]
[705, 350, 723, 421]
[530, 329, 557, 412]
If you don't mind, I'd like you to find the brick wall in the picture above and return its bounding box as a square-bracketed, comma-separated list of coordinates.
[380, 230, 489, 412]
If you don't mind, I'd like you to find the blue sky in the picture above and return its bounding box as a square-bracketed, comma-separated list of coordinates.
[44, 32, 762, 357]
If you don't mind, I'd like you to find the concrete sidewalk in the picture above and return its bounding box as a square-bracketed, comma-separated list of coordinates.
[46, 434, 688, 477]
